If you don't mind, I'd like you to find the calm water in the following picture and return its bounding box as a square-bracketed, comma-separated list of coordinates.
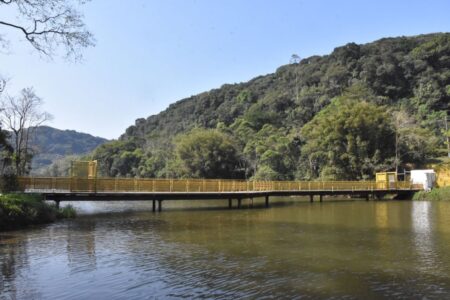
[1, 198, 450, 299]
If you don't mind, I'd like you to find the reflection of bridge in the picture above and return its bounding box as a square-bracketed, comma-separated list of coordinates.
[18, 177, 422, 212]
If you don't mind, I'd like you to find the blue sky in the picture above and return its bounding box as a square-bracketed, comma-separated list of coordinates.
[1, 0, 450, 139]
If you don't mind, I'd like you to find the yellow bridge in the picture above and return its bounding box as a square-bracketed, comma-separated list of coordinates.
[18, 177, 423, 212]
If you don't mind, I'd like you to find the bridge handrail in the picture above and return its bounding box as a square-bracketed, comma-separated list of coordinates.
[17, 177, 423, 193]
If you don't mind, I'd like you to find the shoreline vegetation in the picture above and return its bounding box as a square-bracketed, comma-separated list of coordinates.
[0, 193, 76, 231]
[413, 186, 450, 201]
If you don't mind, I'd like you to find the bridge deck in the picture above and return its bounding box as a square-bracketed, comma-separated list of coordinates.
[18, 177, 422, 210]
[36, 188, 419, 201]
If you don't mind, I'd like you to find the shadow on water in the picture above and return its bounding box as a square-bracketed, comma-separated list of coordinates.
[65, 196, 368, 215]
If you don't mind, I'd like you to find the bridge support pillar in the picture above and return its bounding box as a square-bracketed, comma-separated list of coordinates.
[228, 198, 232, 209]
[55, 200, 60, 209]
[365, 194, 369, 201]
[158, 200, 162, 212]
[237, 198, 242, 209]
[310, 195, 314, 203]
[319, 195, 323, 202]
[250, 197, 254, 208]
[152, 199, 156, 212]
[265, 195, 269, 208]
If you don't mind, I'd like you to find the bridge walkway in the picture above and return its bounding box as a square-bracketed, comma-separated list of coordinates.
[17, 177, 422, 211]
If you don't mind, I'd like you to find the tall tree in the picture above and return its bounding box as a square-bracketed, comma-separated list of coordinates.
[290, 53, 301, 102]
[174, 129, 244, 179]
[0, 88, 52, 175]
[0, 79, 12, 175]
[392, 109, 439, 171]
[300, 88, 395, 180]
[0, 0, 94, 60]
[0, 121, 13, 175]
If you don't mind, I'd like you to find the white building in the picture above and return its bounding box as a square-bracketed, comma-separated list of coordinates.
[410, 170, 436, 191]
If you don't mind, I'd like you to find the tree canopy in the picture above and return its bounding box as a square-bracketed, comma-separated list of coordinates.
[173, 129, 243, 179]
[90, 33, 450, 180]
[300, 89, 395, 180]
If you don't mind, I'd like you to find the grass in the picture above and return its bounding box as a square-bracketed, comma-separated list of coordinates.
[58, 204, 77, 218]
[0, 193, 76, 231]
[413, 186, 450, 201]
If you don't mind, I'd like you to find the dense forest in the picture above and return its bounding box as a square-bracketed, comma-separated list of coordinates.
[91, 33, 450, 180]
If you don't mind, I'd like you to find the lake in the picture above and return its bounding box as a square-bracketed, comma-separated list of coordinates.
[1, 198, 450, 299]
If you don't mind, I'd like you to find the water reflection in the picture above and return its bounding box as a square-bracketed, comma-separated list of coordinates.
[0, 234, 29, 299]
[411, 201, 441, 275]
[1, 200, 450, 299]
[66, 221, 97, 274]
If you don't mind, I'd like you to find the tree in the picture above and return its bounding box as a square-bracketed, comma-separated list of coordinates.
[243, 124, 299, 180]
[0, 0, 94, 60]
[0, 88, 52, 175]
[0, 122, 13, 175]
[0, 78, 12, 176]
[174, 129, 243, 179]
[300, 88, 395, 180]
[290, 53, 301, 102]
[392, 109, 439, 170]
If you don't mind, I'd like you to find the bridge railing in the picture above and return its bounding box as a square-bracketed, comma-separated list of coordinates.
[17, 177, 422, 193]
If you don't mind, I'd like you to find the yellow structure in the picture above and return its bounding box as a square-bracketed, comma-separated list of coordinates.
[17, 177, 419, 193]
[70, 161, 97, 179]
[375, 172, 397, 189]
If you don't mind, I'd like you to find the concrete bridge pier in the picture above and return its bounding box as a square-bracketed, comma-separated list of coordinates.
[237, 198, 242, 209]
[152, 199, 156, 212]
[55, 200, 60, 209]
[228, 198, 232, 209]
[265, 195, 269, 208]
[310, 195, 314, 203]
[319, 195, 323, 202]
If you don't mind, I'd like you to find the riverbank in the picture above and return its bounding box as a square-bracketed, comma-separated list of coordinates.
[413, 186, 450, 201]
[0, 193, 76, 231]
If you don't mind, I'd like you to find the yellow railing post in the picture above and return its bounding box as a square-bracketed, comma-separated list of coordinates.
[17, 177, 425, 194]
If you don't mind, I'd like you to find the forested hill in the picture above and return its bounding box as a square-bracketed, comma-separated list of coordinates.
[31, 126, 108, 175]
[92, 33, 450, 180]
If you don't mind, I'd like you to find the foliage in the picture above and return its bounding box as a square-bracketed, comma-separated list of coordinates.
[91, 139, 143, 177]
[174, 129, 243, 179]
[413, 186, 450, 201]
[57, 204, 77, 218]
[0, 173, 19, 193]
[92, 33, 450, 180]
[300, 87, 395, 180]
[0, 193, 51, 230]
[0, 124, 13, 175]
[0, 194, 77, 230]
[242, 124, 299, 180]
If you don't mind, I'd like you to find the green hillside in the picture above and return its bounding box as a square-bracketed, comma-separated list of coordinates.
[31, 126, 108, 175]
[92, 33, 450, 180]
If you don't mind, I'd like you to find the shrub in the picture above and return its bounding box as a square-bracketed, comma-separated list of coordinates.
[0, 174, 19, 193]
